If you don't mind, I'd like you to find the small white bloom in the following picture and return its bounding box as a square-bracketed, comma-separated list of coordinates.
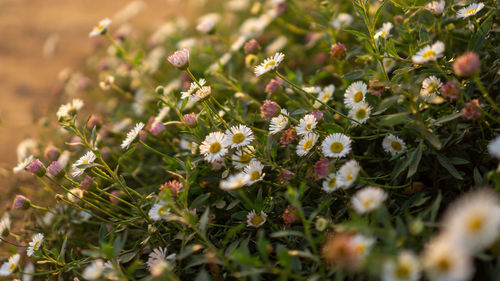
[224, 125, 255, 148]
[296, 114, 317, 136]
[487, 136, 500, 159]
[383, 134, 407, 156]
[199, 132, 228, 163]
[196, 13, 220, 33]
[71, 151, 96, 178]
[232, 146, 255, 170]
[27, 233, 44, 257]
[220, 173, 250, 190]
[148, 202, 171, 221]
[314, 84, 335, 108]
[269, 109, 289, 135]
[382, 251, 421, 281]
[0, 253, 20, 276]
[0, 213, 11, 236]
[13, 155, 34, 173]
[82, 259, 105, 280]
[349, 102, 372, 125]
[246, 210, 267, 227]
[344, 81, 367, 109]
[321, 133, 352, 158]
[348, 234, 375, 259]
[244, 160, 265, 185]
[322, 173, 340, 193]
[57, 99, 84, 120]
[420, 76, 442, 101]
[147, 247, 176, 270]
[412, 41, 445, 64]
[121, 122, 144, 149]
[254, 52, 285, 76]
[337, 160, 360, 189]
[181, 79, 206, 103]
[167, 48, 190, 69]
[89, 18, 112, 37]
[331, 13, 353, 29]
[351, 186, 388, 214]
[297, 133, 319, 157]
[427, 0, 445, 15]
[457, 3, 485, 19]
[383, 55, 397, 73]
[374, 22, 393, 40]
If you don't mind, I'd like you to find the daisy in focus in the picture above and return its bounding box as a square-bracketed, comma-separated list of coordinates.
[349, 102, 371, 125]
[420, 76, 442, 101]
[246, 210, 267, 228]
[89, 18, 111, 37]
[351, 186, 388, 215]
[224, 125, 255, 148]
[220, 173, 250, 190]
[254, 52, 285, 76]
[297, 133, 319, 157]
[57, 99, 84, 121]
[322, 173, 340, 193]
[382, 134, 406, 156]
[244, 160, 265, 185]
[181, 78, 206, 103]
[148, 201, 171, 221]
[121, 122, 145, 149]
[71, 151, 96, 178]
[0, 254, 20, 276]
[412, 41, 445, 64]
[321, 133, 352, 158]
[337, 160, 360, 189]
[374, 22, 393, 41]
[199, 132, 228, 163]
[269, 109, 289, 134]
[382, 251, 421, 281]
[27, 233, 44, 257]
[457, 3, 485, 19]
[344, 81, 367, 109]
[296, 114, 317, 136]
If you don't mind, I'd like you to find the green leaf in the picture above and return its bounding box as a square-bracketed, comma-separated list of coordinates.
[436, 154, 463, 180]
[468, 15, 492, 51]
[378, 112, 409, 126]
[199, 207, 210, 234]
[373, 95, 402, 115]
[413, 124, 442, 150]
[407, 142, 423, 178]
[190, 193, 210, 209]
[430, 112, 461, 126]
[344, 29, 368, 40]
[271, 230, 305, 238]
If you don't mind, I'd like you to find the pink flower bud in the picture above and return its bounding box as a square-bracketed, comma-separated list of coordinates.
[87, 115, 102, 130]
[282, 205, 299, 225]
[441, 80, 462, 101]
[265, 79, 282, 94]
[260, 100, 279, 119]
[149, 122, 165, 136]
[461, 99, 482, 120]
[44, 146, 60, 161]
[109, 190, 121, 204]
[453, 52, 480, 77]
[139, 130, 147, 142]
[330, 43, 346, 60]
[280, 127, 297, 146]
[311, 110, 324, 121]
[47, 161, 65, 178]
[160, 180, 184, 195]
[183, 113, 197, 127]
[279, 168, 294, 184]
[314, 158, 330, 180]
[244, 39, 260, 54]
[12, 195, 31, 210]
[27, 159, 46, 177]
[167, 49, 190, 70]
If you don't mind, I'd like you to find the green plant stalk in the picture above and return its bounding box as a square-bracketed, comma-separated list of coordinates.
[473, 75, 500, 115]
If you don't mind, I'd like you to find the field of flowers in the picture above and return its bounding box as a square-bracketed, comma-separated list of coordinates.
[2, 0, 500, 280]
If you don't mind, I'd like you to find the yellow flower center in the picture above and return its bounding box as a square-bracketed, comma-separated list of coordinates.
[239, 153, 252, 163]
[209, 142, 221, 154]
[264, 60, 276, 69]
[33, 241, 41, 250]
[305, 123, 312, 131]
[330, 142, 344, 154]
[467, 215, 484, 234]
[394, 264, 410, 279]
[232, 132, 246, 144]
[83, 160, 89, 165]
[465, 8, 477, 15]
[362, 199, 373, 207]
[428, 82, 439, 93]
[355, 108, 367, 120]
[381, 31, 387, 38]
[322, 92, 331, 102]
[437, 257, 451, 272]
[328, 177, 337, 189]
[353, 91, 363, 103]
[251, 215, 264, 226]
[354, 244, 366, 254]
[250, 171, 261, 181]
[303, 140, 313, 151]
[8, 263, 15, 271]
[347, 172, 353, 181]
[422, 49, 436, 59]
[391, 141, 402, 151]
[158, 206, 169, 216]
[97, 24, 106, 31]
[235, 179, 243, 186]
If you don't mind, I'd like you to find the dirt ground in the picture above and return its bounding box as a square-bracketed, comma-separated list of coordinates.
[0, 0, 186, 203]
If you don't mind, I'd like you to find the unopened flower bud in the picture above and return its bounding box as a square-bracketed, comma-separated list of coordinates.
[160, 180, 184, 195]
[155, 86, 165, 95]
[461, 99, 482, 120]
[44, 146, 60, 161]
[183, 113, 197, 127]
[441, 80, 462, 101]
[27, 159, 46, 177]
[87, 115, 102, 130]
[315, 217, 328, 231]
[244, 39, 260, 54]
[47, 161, 65, 178]
[265, 79, 281, 94]
[282, 205, 299, 225]
[167, 49, 190, 70]
[260, 100, 279, 119]
[12, 195, 31, 210]
[311, 110, 323, 121]
[368, 79, 387, 97]
[314, 158, 330, 180]
[330, 43, 346, 60]
[149, 121, 165, 136]
[453, 52, 480, 77]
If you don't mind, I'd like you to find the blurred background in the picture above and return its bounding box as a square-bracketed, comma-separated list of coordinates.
[0, 0, 184, 195]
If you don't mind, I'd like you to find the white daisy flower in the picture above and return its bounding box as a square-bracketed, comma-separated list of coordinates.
[331, 13, 353, 29]
[71, 151, 96, 178]
[322, 173, 340, 193]
[82, 259, 105, 280]
[337, 160, 360, 189]
[254, 52, 285, 76]
[420, 76, 442, 101]
[296, 114, 317, 136]
[193, 86, 212, 102]
[224, 125, 255, 148]
[422, 235, 473, 281]
[411, 41, 445, 64]
[121, 122, 145, 150]
[344, 81, 367, 109]
[382, 251, 421, 281]
[199, 132, 228, 163]
[220, 173, 250, 190]
[246, 210, 267, 228]
[383, 134, 407, 156]
[148, 202, 171, 221]
[56, 99, 84, 120]
[147, 247, 176, 270]
[314, 84, 335, 108]
[457, 3, 485, 19]
[27, 233, 44, 257]
[13, 155, 34, 173]
[374, 22, 393, 41]
[321, 133, 352, 158]
[0, 254, 20, 276]
[232, 146, 255, 170]
[427, 0, 445, 15]
[0, 213, 11, 236]
[269, 109, 289, 134]
[243, 160, 265, 185]
[348, 234, 375, 259]
[349, 102, 372, 125]
[180, 79, 206, 103]
[351, 186, 388, 215]
[89, 18, 112, 37]
[442, 189, 500, 252]
[487, 136, 500, 159]
[383, 55, 397, 73]
[297, 133, 319, 157]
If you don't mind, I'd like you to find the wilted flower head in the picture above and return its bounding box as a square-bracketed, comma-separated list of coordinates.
[441, 80, 461, 101]
[167, 49, 189, 70]
[282, 205, 299, 225]
[368, 79, 387, 97]
[89, 18, 111, 37]
[314, 158, 330, 180]
[330, 43, 346, 59]
[461, 99, 482, 120]
[322, 232, 374, 270]
[260, 100, 279, 119]
[453, 52, 480, 77]
[161, 180, 184, 195]
[279, 168, 294, 184]
[280, 127, 297, 146]
[0, 214, 11, 237]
